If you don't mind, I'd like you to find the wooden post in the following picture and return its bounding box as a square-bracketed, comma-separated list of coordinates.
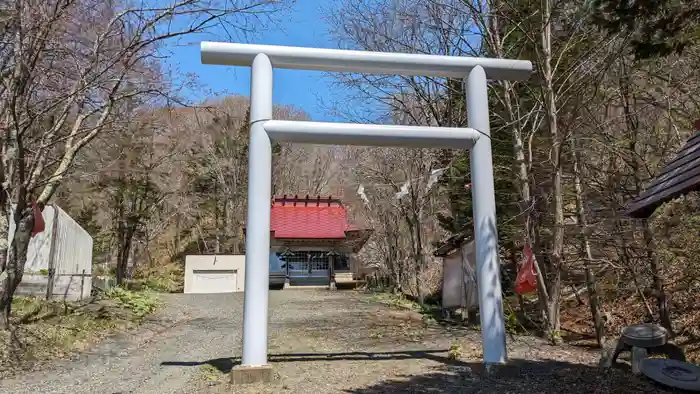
[45, 204, 60, 300]
[80, 269, 85, 301]
[307, 252, 312, 275]
[281, 248, 292, 289]
[328, 250, 337, 291]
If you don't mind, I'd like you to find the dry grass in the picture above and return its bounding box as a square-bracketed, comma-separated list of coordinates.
[0, 289, 159, 378]
[131, 263, 185, 293]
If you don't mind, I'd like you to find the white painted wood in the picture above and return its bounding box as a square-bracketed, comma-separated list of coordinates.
[441, 240, 478, 310]
[263, 120, 480, 149]
[184, 255, 246, 293]
[190, 269, 238, 294]
[201, 42, 533, 80]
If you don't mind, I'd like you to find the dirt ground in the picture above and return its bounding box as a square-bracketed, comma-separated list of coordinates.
[0, 290, 675, 394]
[186, 291, 671, 394]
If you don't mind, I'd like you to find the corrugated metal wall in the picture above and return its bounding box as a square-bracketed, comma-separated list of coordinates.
[441, 250, 464, 309]
[52, 205, 93, 299]
[9, 204, 93, 300]
[460, 241, 479, 310]
[441, 240, 479, 310]
[51, 205, 92, 275]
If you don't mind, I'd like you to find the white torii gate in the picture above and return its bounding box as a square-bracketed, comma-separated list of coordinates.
[200, 41, 533, 380]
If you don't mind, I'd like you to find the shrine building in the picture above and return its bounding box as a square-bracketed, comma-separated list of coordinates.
[268, 195, 372, 288]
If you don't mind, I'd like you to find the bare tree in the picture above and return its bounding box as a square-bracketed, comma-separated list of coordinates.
[0, 0, 290, 327]
[274, 144, 346, 197]
[571, 137, 605, 346]
[350, 143, 445, 301]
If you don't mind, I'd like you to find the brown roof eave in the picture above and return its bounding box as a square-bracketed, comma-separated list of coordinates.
[625, 130, 700, 218]
[434, 231, 472, 257]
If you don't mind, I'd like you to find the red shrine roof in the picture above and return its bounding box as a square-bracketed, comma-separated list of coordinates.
[270, 195, 360, 239]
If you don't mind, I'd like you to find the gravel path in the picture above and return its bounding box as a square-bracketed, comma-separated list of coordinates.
[0, 292, 245, 394]
[0, 290, 675, 394]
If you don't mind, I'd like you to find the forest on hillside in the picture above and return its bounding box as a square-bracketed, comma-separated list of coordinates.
[0, 0, 699, 361]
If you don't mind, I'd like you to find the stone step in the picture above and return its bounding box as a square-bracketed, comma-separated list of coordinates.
[335, 272, 355, 283]
[288, 277, 329, 286]
[286, 285, 330, 290]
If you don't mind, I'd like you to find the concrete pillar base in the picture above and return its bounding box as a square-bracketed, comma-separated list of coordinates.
[231, 364, 274, 385]
[469, 361, 509, 377]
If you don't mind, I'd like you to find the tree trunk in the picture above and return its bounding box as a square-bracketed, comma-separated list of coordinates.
[541, 0, 563, 344]
[487, 0, 551, 329]
[572, 140, 606, 347]
[0, 207, 8, 276]
[413, 208, 425, 305]
[116, 238, 126, 285]
[0, 207, 34, 328]
[387, 241, 398, 293]
[643, 221, 673, 333]
[174, 213, 181, 258]
[222, 198, 229, 253]
[116, 226, 135, 285]
[401, 203, 423, 303]
[618, 58, 673, 333]
[214, 180, 220, 254]
[615, 216, 655, 320]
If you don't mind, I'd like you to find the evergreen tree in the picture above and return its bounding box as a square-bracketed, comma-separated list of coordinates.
[590, 0, 700, 58]
[435, 79, 519, 247]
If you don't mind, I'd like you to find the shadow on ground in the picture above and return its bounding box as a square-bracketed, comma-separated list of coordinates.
[161, 352, 674, 393]
[161, 349, 454, 373]
[342, 358, 674, 394]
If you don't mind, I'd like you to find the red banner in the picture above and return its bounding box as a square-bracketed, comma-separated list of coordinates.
[514, 244, 537, 294]
[31, 200, 45, 237]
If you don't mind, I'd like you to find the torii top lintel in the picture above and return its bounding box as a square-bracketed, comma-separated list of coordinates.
[200, 41, 533, 81]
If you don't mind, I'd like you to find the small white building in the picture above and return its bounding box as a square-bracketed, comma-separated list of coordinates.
[10, 204, 93, 301]
[183, 253, 291, 294]
[434, 233, 479, 312]
[184, 255, 246, 294]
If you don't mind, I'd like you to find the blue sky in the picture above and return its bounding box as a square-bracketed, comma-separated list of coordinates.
[163, 1, 346, 121]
